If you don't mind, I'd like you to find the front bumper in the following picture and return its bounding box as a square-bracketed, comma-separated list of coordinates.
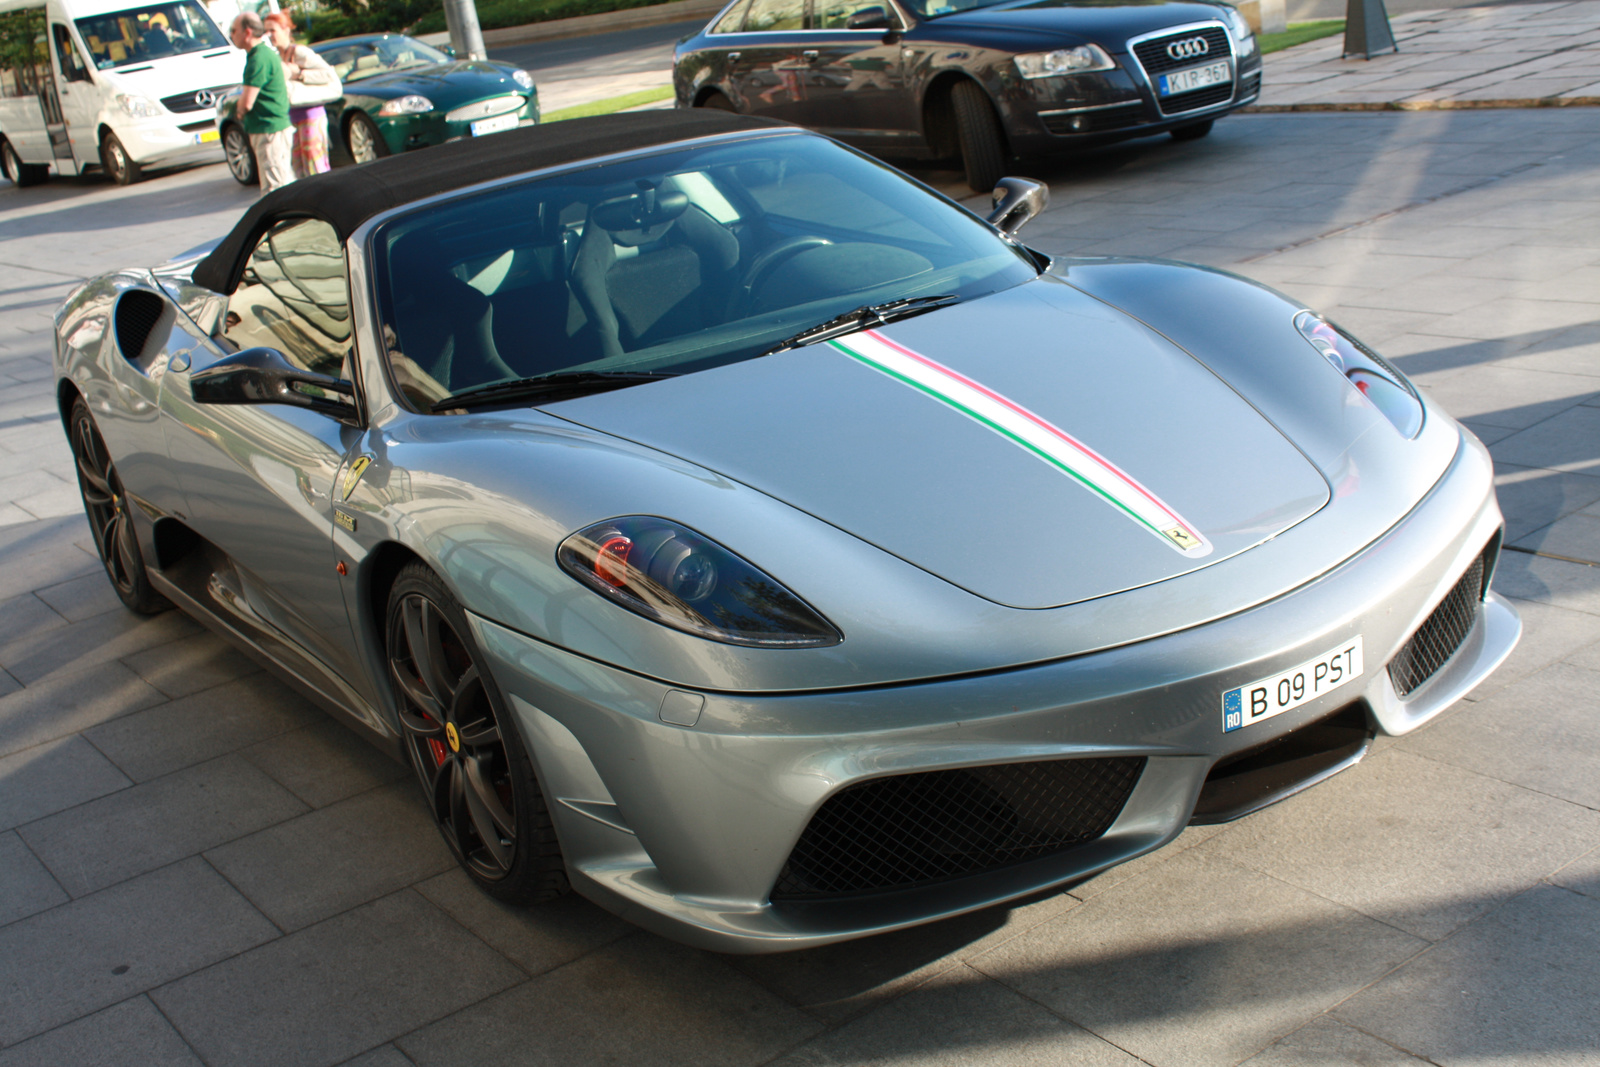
[1001, 51, 1262, 156]
[376, 94, 539, 154]
[115, 117, 227, 166]
[471, 429, 1516, 953]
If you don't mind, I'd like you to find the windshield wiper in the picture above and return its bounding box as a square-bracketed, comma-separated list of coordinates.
[431, 370, 677, 412]
[762, 295, 959, 357]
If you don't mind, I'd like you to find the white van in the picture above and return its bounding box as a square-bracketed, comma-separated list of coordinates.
[0, 0, 244, 186]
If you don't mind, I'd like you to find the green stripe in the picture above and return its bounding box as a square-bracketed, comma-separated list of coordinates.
[831, 341, 1166, 538]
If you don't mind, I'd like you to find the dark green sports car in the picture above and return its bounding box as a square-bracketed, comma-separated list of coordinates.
[218, 33, 539, 182]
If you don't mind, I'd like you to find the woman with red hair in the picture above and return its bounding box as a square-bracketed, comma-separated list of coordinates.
[263, 11, 334, 178]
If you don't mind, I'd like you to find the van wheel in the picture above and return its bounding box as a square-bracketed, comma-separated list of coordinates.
[100, 133, 142, 185]
[1, 139, 47, 187]
[222, 125, 257, 185]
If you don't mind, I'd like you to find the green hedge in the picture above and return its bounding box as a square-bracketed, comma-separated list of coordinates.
[305, 0, 683, 41]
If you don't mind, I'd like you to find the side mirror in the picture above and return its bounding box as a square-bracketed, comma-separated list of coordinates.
[987, 177, 1049, 236]
[845, 6, 891, 29]
[191, 347, 359, 424]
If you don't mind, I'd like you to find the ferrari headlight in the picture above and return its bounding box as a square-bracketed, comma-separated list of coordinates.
[511, 68, 534, 89]
[558, 517, 841, 647]
[1295, 311, 1422, 438]
[1015, 44, 1115, 78]
[378, 95, 433, 116]
[116, 93, 165, 118]
[1223, 7, 1258, 55]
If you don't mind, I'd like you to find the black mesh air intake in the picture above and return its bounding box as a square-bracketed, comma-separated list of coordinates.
[771, 757, 1145, 900]
[1388, 547, 1491, 698]
[114, 290, 165, 363]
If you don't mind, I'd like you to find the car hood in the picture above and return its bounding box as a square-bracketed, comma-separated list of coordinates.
[342, 60, 526, 103]
[551, 276, 1330, 609]
[930, 0, 1227, 46]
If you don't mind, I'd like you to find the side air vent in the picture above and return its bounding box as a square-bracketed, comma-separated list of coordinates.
[114, 290, 167, 367]
[1387, 541, 1494, 698]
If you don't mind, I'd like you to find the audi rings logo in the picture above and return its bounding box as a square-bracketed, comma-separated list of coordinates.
[194, 89, 219, 108]
[1166, 37, 1210, 61]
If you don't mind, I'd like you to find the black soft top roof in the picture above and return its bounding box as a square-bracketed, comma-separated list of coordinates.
[192, 110, 786, 293]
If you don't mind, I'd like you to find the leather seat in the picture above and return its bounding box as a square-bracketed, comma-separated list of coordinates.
[386, 230, 516, 395]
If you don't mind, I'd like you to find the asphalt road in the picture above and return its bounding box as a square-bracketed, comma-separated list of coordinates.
[487, 20, 702, 83]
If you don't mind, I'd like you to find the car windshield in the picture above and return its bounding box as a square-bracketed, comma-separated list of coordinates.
[315, 35, 449, 82]
[372, 133, 1039, 413]
[75, 0, 226, 69]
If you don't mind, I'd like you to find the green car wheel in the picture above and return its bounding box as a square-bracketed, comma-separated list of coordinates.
[346, 112, 389, 165]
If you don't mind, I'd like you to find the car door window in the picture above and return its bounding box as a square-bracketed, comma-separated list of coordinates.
[51, 24, 91, 82]
[709, 0, 754, 32]
[743, 0, 806, 32]
[814, 0, 898, 29]
[220, 218, 351, 377]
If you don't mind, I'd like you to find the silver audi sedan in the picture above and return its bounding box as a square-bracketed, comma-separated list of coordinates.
[52, 110, 1518, 952]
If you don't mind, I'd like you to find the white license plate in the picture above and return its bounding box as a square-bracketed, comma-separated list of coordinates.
[193, 129, 219, 144]
[471, 112, 519, 137]
[1160, 60, 1230, 97]
[1222, 637, 1364, 733]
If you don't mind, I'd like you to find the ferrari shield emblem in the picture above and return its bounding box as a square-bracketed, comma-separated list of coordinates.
[341, 456, 372, 501]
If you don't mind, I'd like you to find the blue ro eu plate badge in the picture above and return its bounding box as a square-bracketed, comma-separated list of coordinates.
[1222, 636, 1364, 732]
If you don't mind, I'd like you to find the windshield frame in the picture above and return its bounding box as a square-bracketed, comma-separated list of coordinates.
[353, 128, 1039, 416]
[73, 0, 227, 70]
[313, 34, 451, 83]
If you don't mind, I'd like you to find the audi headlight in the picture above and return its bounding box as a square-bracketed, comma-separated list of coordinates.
[511, 68, 534, 89]
[116, 93, 165, 118]
[378, 95, 433, 116]
[558, 517, 842, 647]
[1014, 44, 1115, 78]
[1295, 312, 1422, 438]
[1222, 6, 1258, 55]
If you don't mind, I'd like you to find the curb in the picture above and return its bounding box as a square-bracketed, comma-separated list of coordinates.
[1244, 96, 1600, 112]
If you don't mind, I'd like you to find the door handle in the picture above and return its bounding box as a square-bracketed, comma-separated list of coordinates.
[803, 49, 819, 60]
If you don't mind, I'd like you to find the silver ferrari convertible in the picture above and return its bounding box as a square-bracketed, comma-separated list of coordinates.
[52, 110, 1519, 952]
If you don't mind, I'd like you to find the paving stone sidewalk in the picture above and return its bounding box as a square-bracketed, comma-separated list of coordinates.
[2, 106, 1600, 1066]
[1256, 0, 1600, 109]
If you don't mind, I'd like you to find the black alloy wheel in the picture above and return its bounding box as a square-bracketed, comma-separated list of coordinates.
[99, 132, 142, 186]
[346, 112, 390, 165]
[951, 80, 1006, 193]
[1171, 119, 1214, 142]
[68, 398, 168, 614]
[222, 124, 258, 185]
[386, 562, 568, 903]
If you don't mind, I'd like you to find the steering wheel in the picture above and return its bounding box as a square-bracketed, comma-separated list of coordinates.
[740, 235, 834, 298]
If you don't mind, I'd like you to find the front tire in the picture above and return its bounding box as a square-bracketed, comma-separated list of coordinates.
[345, 112, 389, 165]
[1171, 119, 1214, 142]
[100, 132, 142, 185]
[951, 80, 1005, 193]
[222, 124, 257, 185]
[385, 562, 568, 904]
[698, 91, 736, 112]
[68, 398, 169, 614]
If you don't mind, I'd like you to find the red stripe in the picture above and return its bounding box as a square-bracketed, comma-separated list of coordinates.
[864, 330, 1201, 539]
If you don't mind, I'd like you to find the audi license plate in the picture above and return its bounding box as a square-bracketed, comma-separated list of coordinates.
[1222, 637, 1364, 733]
[1159, 60, 1230, 97]
[471, 113, 519, 137]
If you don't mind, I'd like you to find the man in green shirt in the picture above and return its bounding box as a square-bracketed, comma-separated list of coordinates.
[230, 12, 293, 193]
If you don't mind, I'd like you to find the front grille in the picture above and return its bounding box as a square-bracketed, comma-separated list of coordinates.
[161, 86, 235, 114]
[1131, 27, 1234, 115]
[770, 757, 1145, 900]
[444, 94, 525, 123]
[1042, 102, 1146, 135]
[1388, 547, 1490, 697]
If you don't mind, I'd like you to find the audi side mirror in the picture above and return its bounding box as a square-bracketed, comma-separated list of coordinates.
[845, 6, 891, 29]
[987, 177, 1049, 236]
[191, 347, 360, 425]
